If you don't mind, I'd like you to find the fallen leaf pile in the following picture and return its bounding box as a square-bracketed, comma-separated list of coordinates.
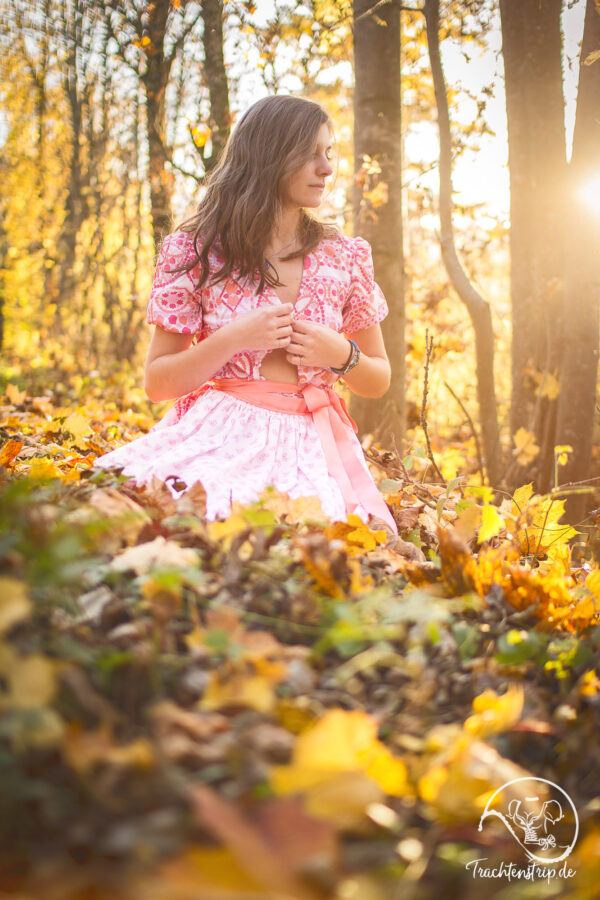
[1, 380, 600, 899]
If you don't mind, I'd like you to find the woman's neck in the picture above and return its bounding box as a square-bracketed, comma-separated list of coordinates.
[267, 207, 302, 255]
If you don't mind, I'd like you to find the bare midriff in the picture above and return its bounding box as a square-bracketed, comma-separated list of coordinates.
[258, 254, 305, 385]
[259, 348, 299, 384]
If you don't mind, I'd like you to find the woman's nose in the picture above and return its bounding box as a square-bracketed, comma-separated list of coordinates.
[318, 156, 333, 177]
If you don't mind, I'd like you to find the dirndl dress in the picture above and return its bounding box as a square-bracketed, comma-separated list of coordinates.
[92, 230, 396, 532]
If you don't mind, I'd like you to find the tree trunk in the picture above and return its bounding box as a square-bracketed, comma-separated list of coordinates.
[54, 0, 87, 323]
[423, 0, 502, 486]
[142, 0, 174, 250]
[352, 0, 404, 444]
[554, 0, 600, 519]
[499, 0, 567, 489]
[200, 0, 231, 171]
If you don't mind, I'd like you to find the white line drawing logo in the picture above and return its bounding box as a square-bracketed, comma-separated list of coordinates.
[478, 777, 579, 864]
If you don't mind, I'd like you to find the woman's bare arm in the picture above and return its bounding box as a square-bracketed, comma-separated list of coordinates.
[144, 303, 294, 401]
[339, 323, 391, 399]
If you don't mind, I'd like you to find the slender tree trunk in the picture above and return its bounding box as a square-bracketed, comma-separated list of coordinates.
[352, 0, 405, 443]
[423, 0, 502, 485]
[142, 0, 174, 250]
[499, 0, 567, 489]
[200, 0, 231, 171]
[55, 0, 87, 322]
[554, 0, 600, 519]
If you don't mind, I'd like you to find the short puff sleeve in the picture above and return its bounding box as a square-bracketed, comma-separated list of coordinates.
[341, 236, 388, 334]
[146, 232, 203, 335]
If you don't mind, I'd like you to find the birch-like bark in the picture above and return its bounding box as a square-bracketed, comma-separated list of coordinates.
[423, 0, 501, 485]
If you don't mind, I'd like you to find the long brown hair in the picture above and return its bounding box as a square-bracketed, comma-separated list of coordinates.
[176, 95, 337, 293]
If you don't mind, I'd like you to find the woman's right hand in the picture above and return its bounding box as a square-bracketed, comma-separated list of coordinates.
[227, 302, 294, 352]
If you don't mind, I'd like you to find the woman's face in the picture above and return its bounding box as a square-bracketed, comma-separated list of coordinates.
[280, 122, 334, 210]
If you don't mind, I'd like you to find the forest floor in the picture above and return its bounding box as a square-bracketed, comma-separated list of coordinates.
[1, 366, 600, 900]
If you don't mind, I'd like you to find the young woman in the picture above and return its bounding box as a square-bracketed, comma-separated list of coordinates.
[93, 95, 397, 534]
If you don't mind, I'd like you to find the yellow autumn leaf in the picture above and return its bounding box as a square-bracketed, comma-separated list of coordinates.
[477, 504, 504, 544]
[0, 578, 31, 634]
[191, 123, 211, 148]
[540, 540, 572, 576]
[535, 371, 560, 400]
[463, 685, 524, 739]
[63, 722, 155, 774]
[208, 514, 248, 546]
[511, 482, 534, 514]
[27, 457, 62, 480]
[512, 428, 540, 466]
[201, 670, 279, 714]
[517, 495, 577, 556]
[554, 444, 573, 466]
[583, 48, 600, 66]
[324, 515, 387, 556]
[62, 411, 92, 440]
[363, 181, 388, 207]
[585, 568, 600, 602]
[579, 669, 600, 697]
[271, 709, 408, 801]
[418, 735, 534, 824]
[438, 446, 467, 481]
[0, 644, 56, 710]
[6, 383, 26, 404]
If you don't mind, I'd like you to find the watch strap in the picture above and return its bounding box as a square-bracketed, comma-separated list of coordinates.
[330, 340, 360, 375]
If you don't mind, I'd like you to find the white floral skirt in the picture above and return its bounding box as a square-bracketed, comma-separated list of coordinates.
[93, 388, 372, 522]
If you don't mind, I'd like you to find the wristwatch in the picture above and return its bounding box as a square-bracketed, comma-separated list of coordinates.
[330, 340, 361, 375]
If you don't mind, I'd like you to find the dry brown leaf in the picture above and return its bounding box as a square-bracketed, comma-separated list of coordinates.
[88, 487, 151, 544]
[110, 536, 199, 574]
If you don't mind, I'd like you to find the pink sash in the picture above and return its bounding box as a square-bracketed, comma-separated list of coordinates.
[197, 378, 397, 533]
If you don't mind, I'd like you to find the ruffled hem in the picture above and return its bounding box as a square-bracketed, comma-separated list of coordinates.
[93, 388, 371, 523]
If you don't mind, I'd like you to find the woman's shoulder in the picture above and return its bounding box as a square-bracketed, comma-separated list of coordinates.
[157, 230, 226, 274]
[313, 230, 373, 268]
[158, 229, 199, 259]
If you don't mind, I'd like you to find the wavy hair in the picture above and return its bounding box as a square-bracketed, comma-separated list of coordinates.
[175, 95, 337, 293]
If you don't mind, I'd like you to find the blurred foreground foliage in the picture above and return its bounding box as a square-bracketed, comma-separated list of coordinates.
[1, 371, 600, 900]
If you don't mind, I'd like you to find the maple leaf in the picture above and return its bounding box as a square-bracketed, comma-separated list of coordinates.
[463, 685, 524, 739]
[534, 371, 560, 400]
[270, 709, 409, 827]
[517, 494, 577, 557]
[512, 428, 540, 466]
[62, 411, 92, 441]
[324, 515, 387, 556]
[477, 504, 504, 543]
[5, 383, 26, 404]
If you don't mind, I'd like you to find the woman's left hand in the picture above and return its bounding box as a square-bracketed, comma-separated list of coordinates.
[285, 319, 351, 369]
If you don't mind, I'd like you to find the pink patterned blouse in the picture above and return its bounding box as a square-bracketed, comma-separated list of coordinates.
[146, 230, 388, 405]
